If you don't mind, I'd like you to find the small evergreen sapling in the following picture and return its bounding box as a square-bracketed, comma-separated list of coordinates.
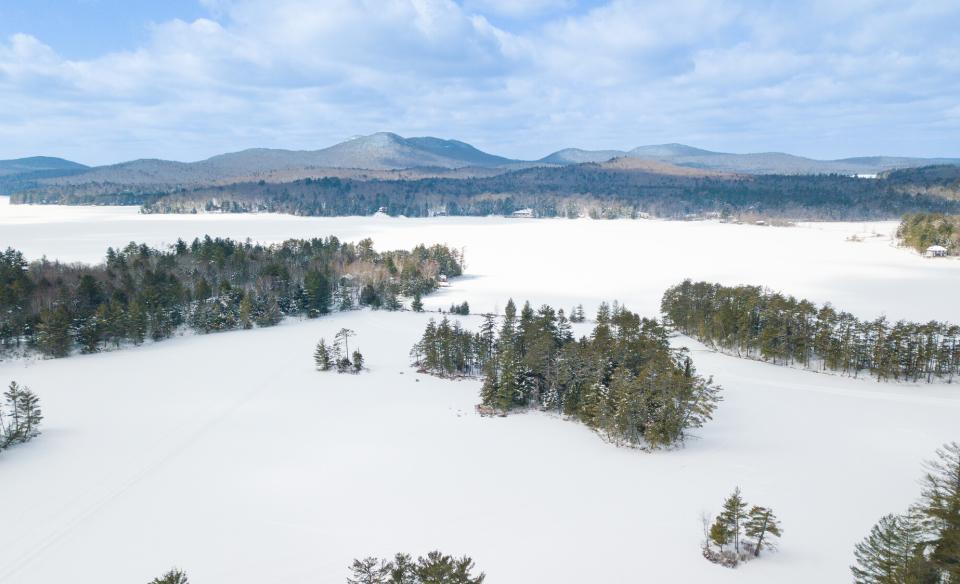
[352, 349, 364, 373]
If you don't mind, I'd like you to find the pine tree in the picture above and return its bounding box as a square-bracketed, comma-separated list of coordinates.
[352, 349, 364, 373]
[0, 381, 41, 447]
[314, 339, 333, 371]
[709, 515, 733, 551]
[239, 292, 253, 329]
[346, 557, 390, 584]
[128, 299, 148, 345]
[918, 441, 960, 579]
[744, 506, 782, 556]
[411, 292, 424, 312]
[851, 514, 924, 584]
[335, 328, 356, 359]
[719, 487, 749, 554]
[149, 568, 189, 584]
[36, 305, 72, 358]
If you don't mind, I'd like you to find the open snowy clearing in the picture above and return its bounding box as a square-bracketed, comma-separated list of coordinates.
[1, 200, 959, 583]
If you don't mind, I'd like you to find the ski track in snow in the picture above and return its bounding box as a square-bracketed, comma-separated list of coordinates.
[0, 200, 959, 583]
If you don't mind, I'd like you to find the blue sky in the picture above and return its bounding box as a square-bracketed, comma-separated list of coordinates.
[0, 0, 958, 165]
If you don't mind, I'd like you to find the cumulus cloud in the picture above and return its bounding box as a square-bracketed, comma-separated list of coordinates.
[0, 0, 957, 164]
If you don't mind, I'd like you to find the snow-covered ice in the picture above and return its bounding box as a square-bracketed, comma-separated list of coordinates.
[0, 200, 958, 583]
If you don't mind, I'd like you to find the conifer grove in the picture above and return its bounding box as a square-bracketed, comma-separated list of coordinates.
[0, 238, 461, 359]
[661, 280, 960, 382]
[411, 300, 721, 448]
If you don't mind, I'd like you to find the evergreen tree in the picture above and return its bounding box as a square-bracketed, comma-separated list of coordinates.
[239, 292, 254, 329]
[918, 441, 960, 578]
[352, 349, 364, 373]
[411, 293, 424, 312]
[314, 339, 333, 371]
[709, 515, 733, 552]
[744, 506, 782, 556]
[719, 487, 749, 554]
[0, 381, 41, 447]
[335, 328, 357, 360]
[128, 299, 148, 345]
[347, 557, 391, 584]
[852, 514, 924, 584]
[149, 568, 189, 584]
[36, 305, 72, 358]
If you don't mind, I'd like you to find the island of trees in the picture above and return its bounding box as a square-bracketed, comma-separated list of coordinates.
[0, 238, 461, 359]
[661, 280, 960, 382]
[703, 487, 782, 567]
[411, 300, 721, 448]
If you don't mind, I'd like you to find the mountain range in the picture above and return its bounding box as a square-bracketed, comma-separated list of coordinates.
[1, 132, 958, 192]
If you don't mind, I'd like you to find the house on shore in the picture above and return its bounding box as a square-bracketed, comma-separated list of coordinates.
[925, 245, 948, 257]
[510, 208, 535, 218]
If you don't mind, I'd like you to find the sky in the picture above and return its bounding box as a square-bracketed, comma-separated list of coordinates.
[0, 0, 958, 165]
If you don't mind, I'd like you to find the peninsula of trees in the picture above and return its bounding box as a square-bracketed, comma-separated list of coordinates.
[661, 280, 960, 382]
[411, 300, 721, 448]
[0, 238, 461, 359]
[897, 213, 960, 255]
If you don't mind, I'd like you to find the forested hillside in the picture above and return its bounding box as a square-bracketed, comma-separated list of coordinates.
[0, 238, 461, 359]
[12, 163, 960, 220]
[661, 280, 960, 382]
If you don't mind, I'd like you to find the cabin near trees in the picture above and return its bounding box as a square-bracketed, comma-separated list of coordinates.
[898, 213, 960, 256]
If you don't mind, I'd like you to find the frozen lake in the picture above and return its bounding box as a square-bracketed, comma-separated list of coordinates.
[2, 196, 958, 322]
[1, 199, 959, 584]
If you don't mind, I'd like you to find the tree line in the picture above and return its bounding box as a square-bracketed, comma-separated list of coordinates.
[851, 442, 960, 583]
[0, 237, 462, 359]
[897, 213, 960, 255]
[16, 163, 960, 221]
[411, 300, 721, 448]
[661, 280, 960, 382]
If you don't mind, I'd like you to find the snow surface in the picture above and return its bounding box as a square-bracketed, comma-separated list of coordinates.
[1, 199, 959, 583]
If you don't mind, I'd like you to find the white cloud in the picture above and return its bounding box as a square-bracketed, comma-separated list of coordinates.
[0, 0, 957, 163]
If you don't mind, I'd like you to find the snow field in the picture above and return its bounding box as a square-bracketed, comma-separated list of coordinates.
[1, 201, 959, 582]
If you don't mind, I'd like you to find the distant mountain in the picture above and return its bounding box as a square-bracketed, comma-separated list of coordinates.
[30, 133, 518, 188]
[539, 144, 960, 175]
[0, 156, 88, 177]
[6, 136, 960, 197]
[539, 148, 627, 165]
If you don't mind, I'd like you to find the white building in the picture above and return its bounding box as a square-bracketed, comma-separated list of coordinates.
[510, 208, 534, 218]
[925, 245, 948, 257]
